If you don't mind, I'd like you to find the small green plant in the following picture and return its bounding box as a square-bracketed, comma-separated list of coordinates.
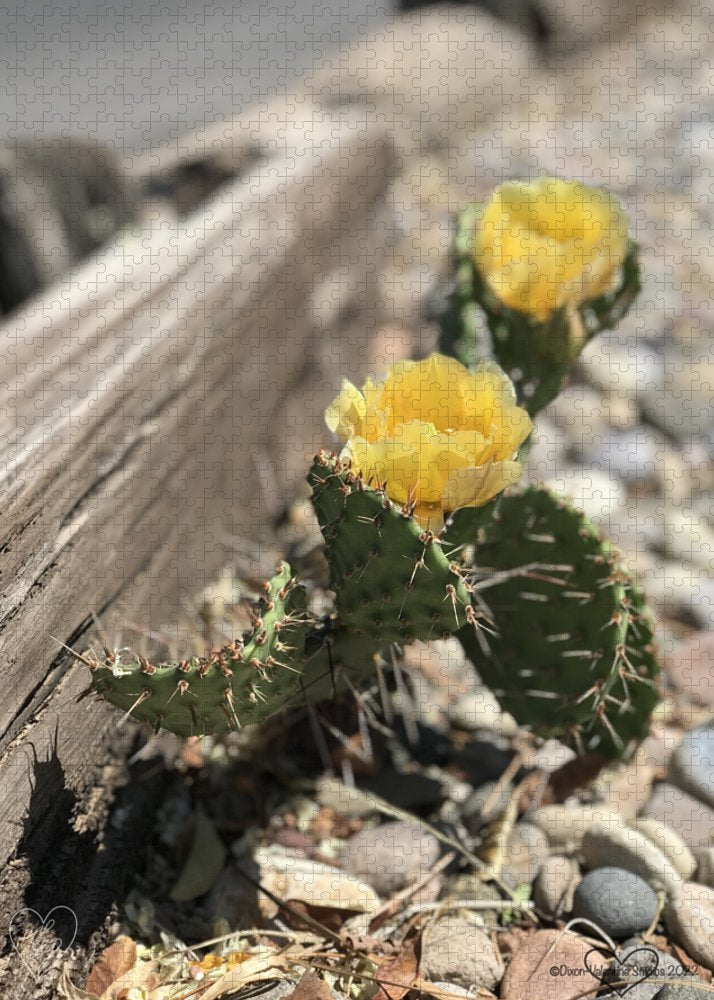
[85, 178, 659, 761]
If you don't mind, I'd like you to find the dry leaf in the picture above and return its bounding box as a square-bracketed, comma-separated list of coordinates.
[85, 937, 137, 997]
[198, 947, 294, 1000]
[97, 959, 161, 1000]
[284, 971, 334, 1000]
[58, 966, 96, 1000]
[373, 942, 418, 1000]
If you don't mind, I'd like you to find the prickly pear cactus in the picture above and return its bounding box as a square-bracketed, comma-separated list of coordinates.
[308, 452, 475, 644]
[437, 205, 641, 416]
[452, 487, 660, 759]
[89, 563, 315, 736]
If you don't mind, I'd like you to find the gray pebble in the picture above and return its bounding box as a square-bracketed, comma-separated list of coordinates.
[653, 983, 711, 999]
[669, 725, 714, 810]
[344, 820, 441, 896]
[573, 866, 658, 938]
[598, 942, 686, 1000]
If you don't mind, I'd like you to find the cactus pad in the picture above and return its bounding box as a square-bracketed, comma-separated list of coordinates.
[89, 563, 314, 736]
[309, 452, 474, 644]
[453, 487, 660, 758]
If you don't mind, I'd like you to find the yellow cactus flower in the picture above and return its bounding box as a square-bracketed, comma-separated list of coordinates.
[473, 177, 629, 319]
[325, 354, 532, 526]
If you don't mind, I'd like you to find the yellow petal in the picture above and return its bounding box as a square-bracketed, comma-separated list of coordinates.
[325, 381, 366, 442]
[380, 355, 471, 433]
[474, 178, 629, 317]
[442, 461, 523, 511]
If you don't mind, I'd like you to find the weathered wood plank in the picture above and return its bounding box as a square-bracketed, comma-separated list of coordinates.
[0, 108, 398, 980]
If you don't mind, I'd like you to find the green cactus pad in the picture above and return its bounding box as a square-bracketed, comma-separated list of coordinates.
[89, 563, 316, 737]
[309, 452, 474, 644]
[453, 487, 660, 759]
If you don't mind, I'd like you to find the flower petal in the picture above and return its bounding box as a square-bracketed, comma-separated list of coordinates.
[442, 461, 523, 510]
[325, 381, 366, 442]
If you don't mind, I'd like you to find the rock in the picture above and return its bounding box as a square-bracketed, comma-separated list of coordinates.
[440, 873, 503, 926]
[533, 856, 581, 917]
[501, 822, 551, 889]
[572, 867, 658, 939]
[450, 738, 515, 787]
[343, 820, 442, 896]
[642, 783, 714, 852]
[638, 725, 687, 774]
[447, 686, 519, 737]
[421, 914, 503, 990]
[664, 632, 714, 708]
[362, 770, 445, 810]
[628, 819, 697, 880]
[530, 804, 621, 853]
[695, 847, 714, 888]
[543, 467, 627, 527]
[578, 426, 660, 485]
[500, 928, 602, 1000]
[669, 725, 714, 810]
[582, 820, 684, 896]
[316, 777, 379, 817]
[257, 846, 380, 916]
[463, 781, 516, 830]
[664, 882, 714, 972]
[599, 942, 685, 1000]
[598, 757, 656, 819]
[653, 982, 712, 999]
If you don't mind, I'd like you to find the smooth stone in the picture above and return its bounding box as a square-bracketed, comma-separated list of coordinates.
[664, 882, 714, 973]
[599, 942, 685, 1000]
[629, 819, 698, 880]
[448, 687, 519, 737]
[533, 855, 581, 917]
[695, 846, 714, 888]
[642, 783, 714, 852]
[420, 914, 503, 990]
[499, 929, 602, 1000]
[530, 804, 621, 853]
[462, 781, 516, 830]
[343, 820, 442, 896]
[669, 725, 714, 810]
[573, 867, 658, 939]
[599, 757, 656, 819]
[653, 982, 712, 999]
[582, 820, 684, 897]
[664, 632, 714, 709]
[501, 822, 551, 889]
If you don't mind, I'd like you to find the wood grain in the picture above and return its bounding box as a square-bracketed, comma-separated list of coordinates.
[0, 105, 398, 989]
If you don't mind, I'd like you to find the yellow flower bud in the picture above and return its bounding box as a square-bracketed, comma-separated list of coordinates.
[473, 177, 629, 319]
[325, 354, 532, 526]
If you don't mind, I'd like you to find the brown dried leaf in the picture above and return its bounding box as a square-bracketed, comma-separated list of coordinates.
[284, 971, 334, 1000]
[373, 942, 418, 1000]
[85, 937, 137, 997]
[58, 966, 95, 1000]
